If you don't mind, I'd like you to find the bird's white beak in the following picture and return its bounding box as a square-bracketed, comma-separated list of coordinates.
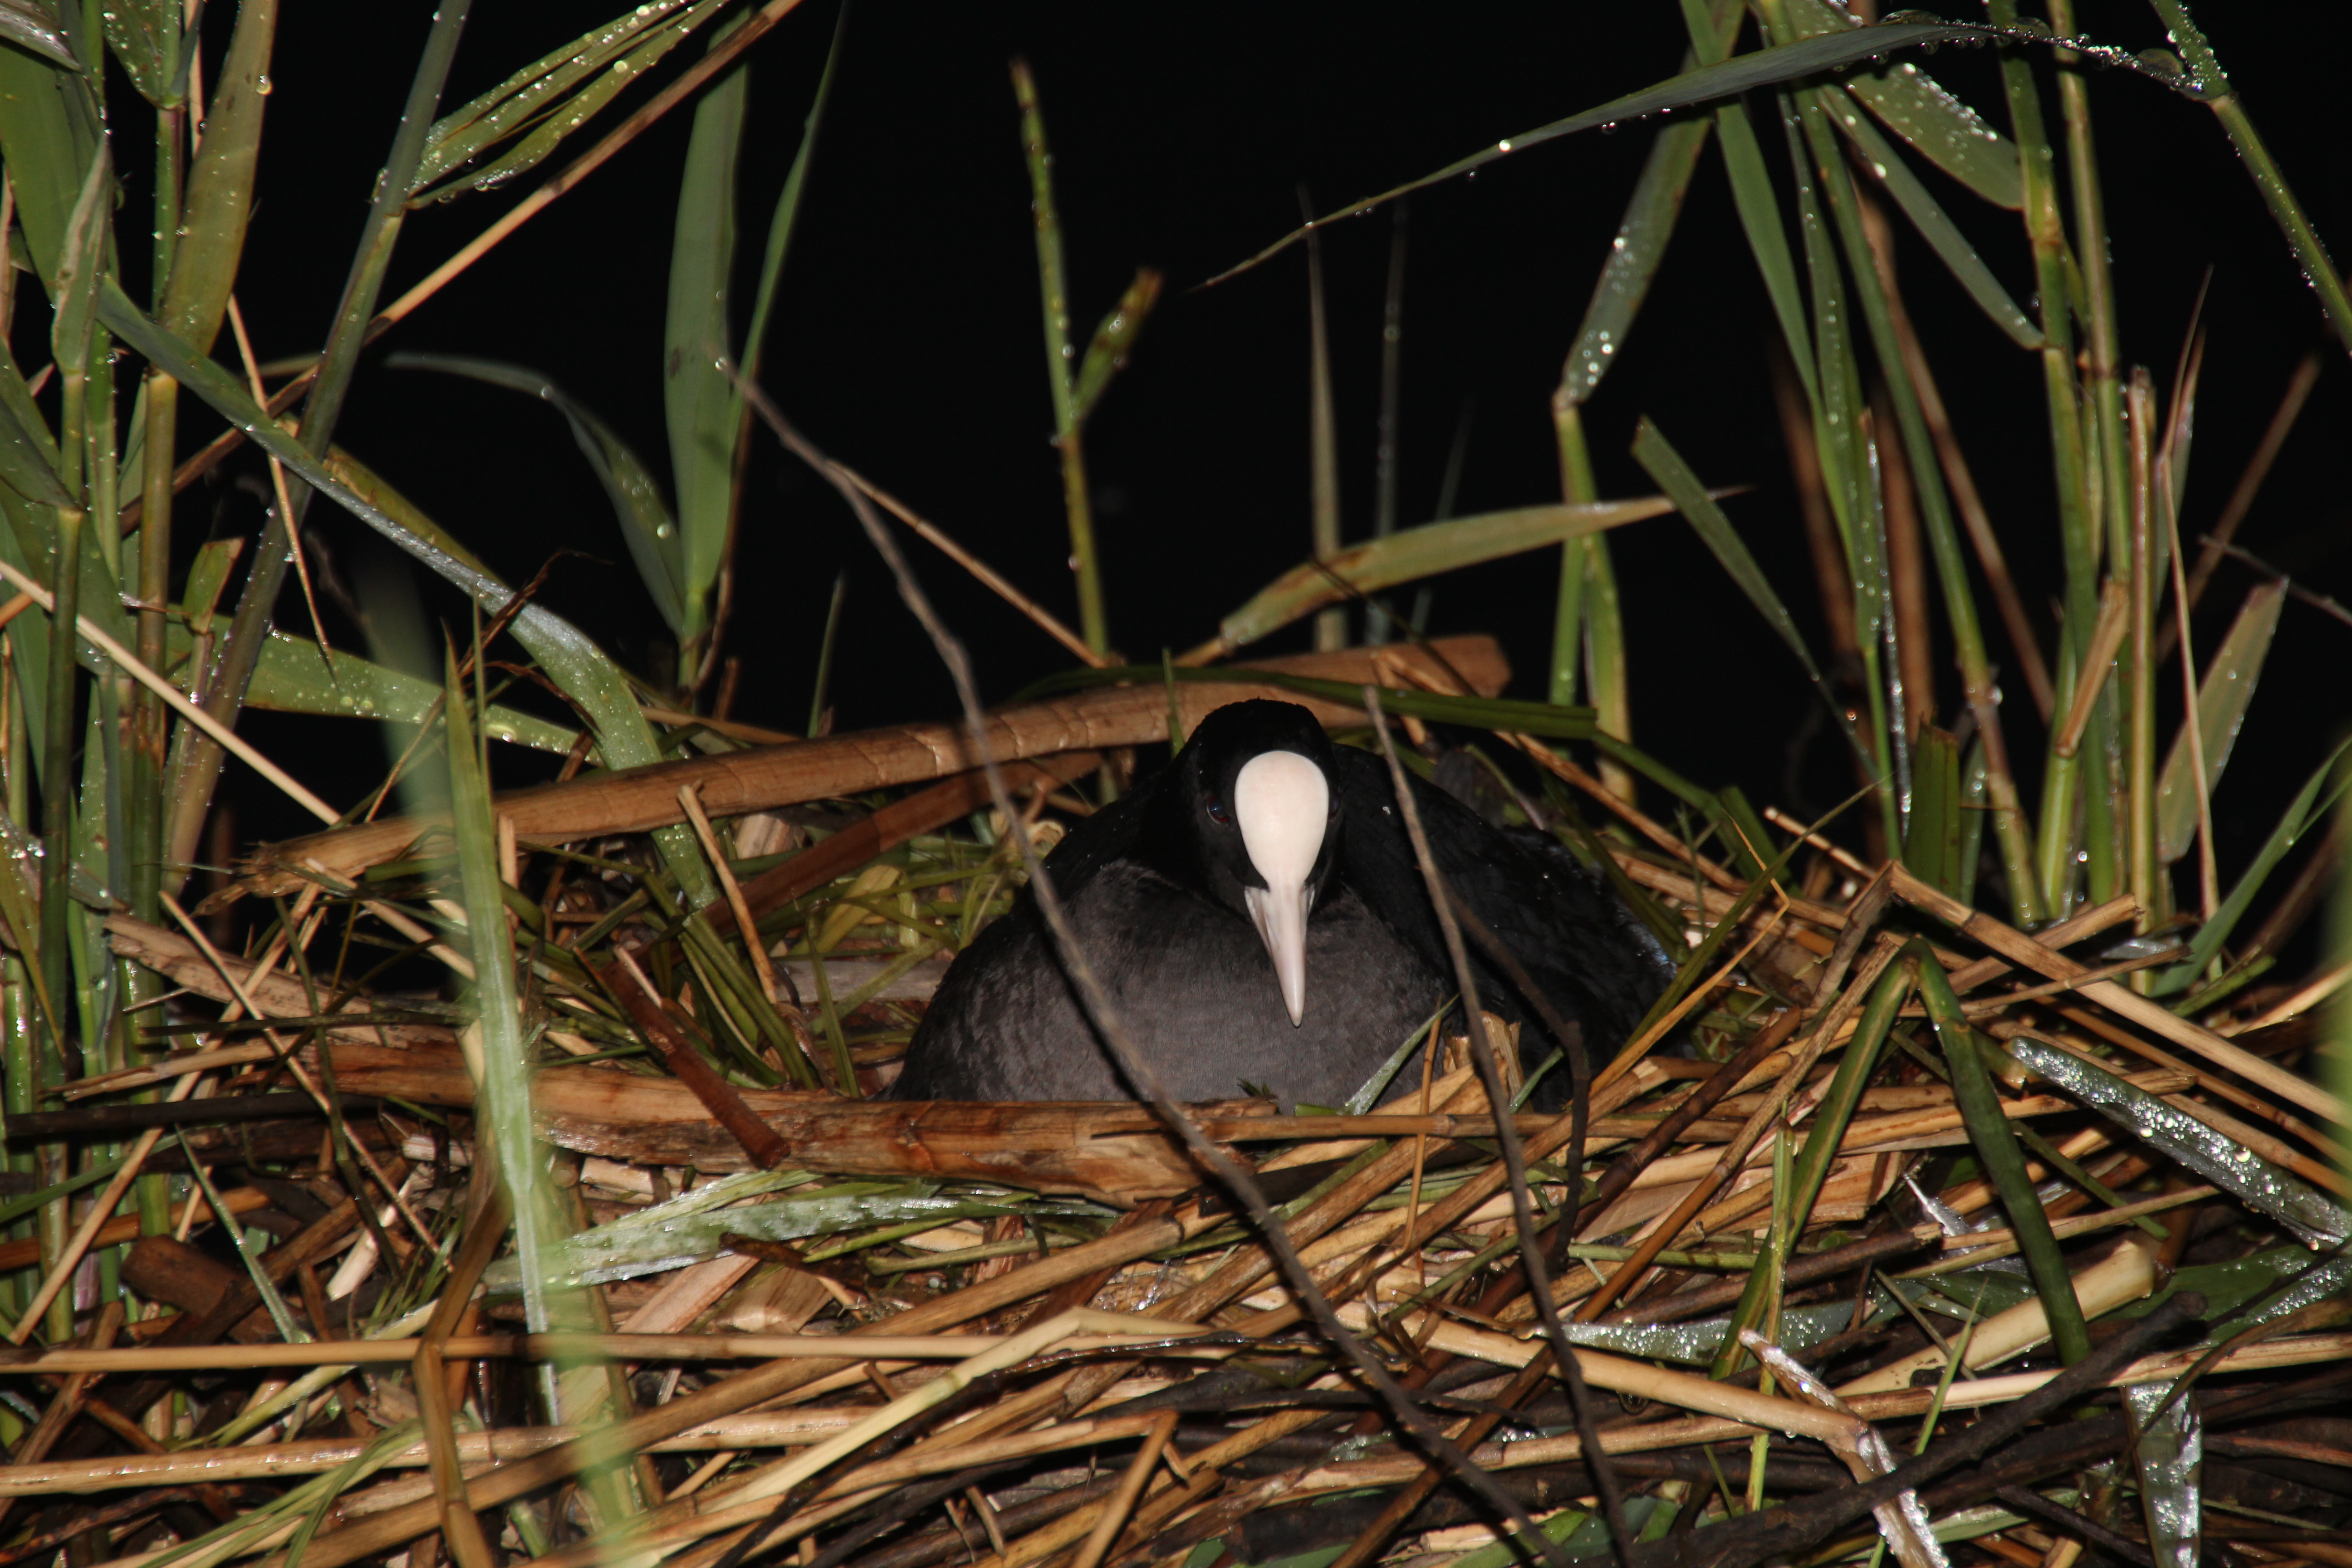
[1233, 751, 1328, 1027]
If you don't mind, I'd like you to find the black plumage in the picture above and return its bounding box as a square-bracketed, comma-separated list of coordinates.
[892, 700, 1672, 1111]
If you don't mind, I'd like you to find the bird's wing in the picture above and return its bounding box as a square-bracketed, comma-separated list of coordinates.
[1332, 747, 1671, 1063]
[1016, 776, 1153, 900]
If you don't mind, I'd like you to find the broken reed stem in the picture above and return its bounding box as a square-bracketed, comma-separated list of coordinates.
[1071, 1409, 1178, 1568]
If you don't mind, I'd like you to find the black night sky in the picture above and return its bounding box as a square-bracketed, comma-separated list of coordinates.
[158, 1, 2351, 920]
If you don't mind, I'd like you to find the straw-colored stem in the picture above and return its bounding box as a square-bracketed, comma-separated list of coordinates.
[1072, 1409, 1177, 1568]
[2164, 500, 2220, 921]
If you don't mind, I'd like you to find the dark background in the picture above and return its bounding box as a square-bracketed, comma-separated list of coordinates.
[161, 2, 2351, 908]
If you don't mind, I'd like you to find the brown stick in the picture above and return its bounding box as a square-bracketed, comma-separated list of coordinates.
[2174, 347, 2323, 637]
[236, 637, 1508, 898]
[597, 949, 792, 1171]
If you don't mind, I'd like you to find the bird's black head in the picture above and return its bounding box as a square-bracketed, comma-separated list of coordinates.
[1147, 701, 1343, 1025]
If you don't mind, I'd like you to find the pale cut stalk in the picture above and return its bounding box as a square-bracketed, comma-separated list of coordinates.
[0, 556, 338, 823]
[1838, 1237, 2160, 1394]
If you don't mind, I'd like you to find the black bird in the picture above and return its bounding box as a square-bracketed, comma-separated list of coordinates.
[892, 700, 1672, 1112]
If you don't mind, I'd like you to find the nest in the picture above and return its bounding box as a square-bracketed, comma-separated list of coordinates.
[7, 647, 2344, 1568]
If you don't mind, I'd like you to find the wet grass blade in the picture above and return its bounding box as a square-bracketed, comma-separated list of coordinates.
[2009, 1038, 2349, 1246]
[1559, 0, 1738, 411]
[391, 354, 686, 637]
[163, 621, 579, 755]
[1915, 951, 2091, 1364]
[1071, 269, 1162, 428]
[2155, 579, 2282, 864]
[1906, 727, 1962, 897]
[1779, 0, 2023, 208]
[1632, 418, 1859, 764]
[1822, 90, 2038, 348]
[412, 0, 723, 201]
[440, 647, 564, 1370]
[1187, 496, 1679, 661]
[157, 0, 273, 360]
[1208, 16, 2007, 284]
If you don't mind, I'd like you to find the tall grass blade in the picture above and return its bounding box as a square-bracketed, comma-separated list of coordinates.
[2145, 1, 2352, 353]
[1306, 214, 1343, 653]
[1632, 418, 1857, 762]
[441, 648, 561, 1370]
[100, 0, 178, 106]
[157, 0, 271, 359]
[171, 0, 461, 883]
[1822, 92, 2038, 348]
[1210, 15, 2009, 283]
[2124, 1381, 2203, 1568]
[1711, 959, 1911, 1377]
[2149, 736, 2352, 995]
[164, 622, 579, 754]
[1072, 269, 1162, 430]
[665, 15, 750, 652]
[2155, 579, 2282, 864]
[1013, 60, 1105, 657]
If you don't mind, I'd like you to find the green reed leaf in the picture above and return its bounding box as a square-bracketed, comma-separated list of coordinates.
[1071, 268, 1163, 428]
[1906, 726, 1963, 896]
[411, 0, 725, 202]
[1916, 951, 2091, 1365]
[665, 20, 752, 646]
[2149, 735, 2352, 995]
[161, 621, 580, 754]
[1210, 16, 1999, 284]
[157, 0, 274, 358]
[100, 0, 178, 105]
[1563, 0, 1739, 409]
[1821, 86, 2039, 348]
[1779, 0, 2022, 208]
[444, 644, 562, 1348]
[390, 354, 686, 636]
[2156, 579, 2282, 864]
[0, 0, 78, 69]
[1202, 496, 1678, 657]
[0, 35, 99, 282]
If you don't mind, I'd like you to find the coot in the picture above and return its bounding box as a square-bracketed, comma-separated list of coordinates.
[892, 700, 1671, 1111]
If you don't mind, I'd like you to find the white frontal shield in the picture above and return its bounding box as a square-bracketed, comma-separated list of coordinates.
[1233, 751, 1329, 1026]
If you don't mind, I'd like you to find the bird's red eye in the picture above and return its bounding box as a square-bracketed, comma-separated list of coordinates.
[1207, 800, 1232, 826]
